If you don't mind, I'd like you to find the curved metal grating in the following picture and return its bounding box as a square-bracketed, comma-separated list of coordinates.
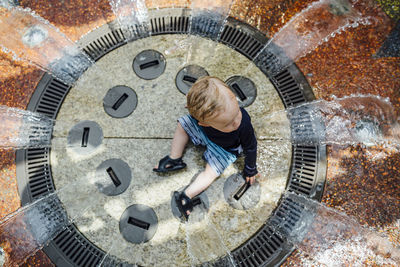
[16, 8, 326, 267]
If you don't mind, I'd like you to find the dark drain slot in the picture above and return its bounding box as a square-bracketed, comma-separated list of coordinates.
[232, 83, 247, 101]
[106, 167, 121, 187]
[183, 75, 197, 83]
[139, 60, 159, 69]
[128, 217, 150, 230]
[81, 127, 90, 147]
[234, 182, 251, 200]
[192, 197, 201, 206]
[112, 93, 129, 110]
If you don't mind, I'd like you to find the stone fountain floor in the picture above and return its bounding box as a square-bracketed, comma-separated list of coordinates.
[50, 34, 290, 266]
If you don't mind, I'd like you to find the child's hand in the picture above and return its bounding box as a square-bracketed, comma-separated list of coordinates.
[246, 174, 260, 185]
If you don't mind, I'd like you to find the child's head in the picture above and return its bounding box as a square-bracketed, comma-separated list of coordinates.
[187, 76, 242, 133]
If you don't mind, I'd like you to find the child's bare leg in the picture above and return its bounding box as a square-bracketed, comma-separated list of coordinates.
[170, 123, 189, 159]
[155, 123, 189, 169]
[184, 163, 218, 199]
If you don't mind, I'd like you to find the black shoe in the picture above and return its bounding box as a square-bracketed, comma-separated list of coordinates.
[174, 191, 193, 222]
[153, 155, 186, 173]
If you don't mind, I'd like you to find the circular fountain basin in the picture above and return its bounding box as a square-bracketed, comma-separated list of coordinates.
[16, 7, 327, 266]
[50, 34, 290, 266]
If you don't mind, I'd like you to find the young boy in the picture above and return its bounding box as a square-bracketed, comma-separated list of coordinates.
[153, 76, 258, 221]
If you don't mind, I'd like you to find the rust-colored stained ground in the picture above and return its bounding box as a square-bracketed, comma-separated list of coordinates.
[0, 51, 45, 266]
[325, 144, 400, 227]
[231, 0, 315, 37]
[19, 0, 116, 42]
[294, 0, 400, 233]
[0, 149, 19, 217]
[18, 250, 54, 267]
[0, 0, 399, 266]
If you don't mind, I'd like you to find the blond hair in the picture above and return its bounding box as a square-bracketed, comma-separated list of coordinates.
[187, 76, 227, 122]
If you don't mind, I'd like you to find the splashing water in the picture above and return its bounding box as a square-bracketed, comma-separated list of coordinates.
[0, 0, 16, 8]
[0, 105, 54, 149]
[109, 0, 150, 41]
[185, 225, 198, 267]
[0, 168, 116, 266]
[273, 192, 400, 266]
[189, 0, 234, 41]
[165, 0, 234, 65]
[184, 206, 236, 266]
[0, 247, 4, 267]
[97, 222, 146, 267]
[0, 5, 93, 85]
[184, 205, 212, 266]
[0, 193, 68, 266]
[249, 0, 369, 76]
[256, 95, 400, 147]
[0, 105, 100, 150]
[257, 140, 292, 179]
[97, 232, 130, 267]
[185, 0, 234, 65]
[205, 217, 237, 267]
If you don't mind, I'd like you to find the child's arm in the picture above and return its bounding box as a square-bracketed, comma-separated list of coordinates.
[239, 109, 258, 183]
[242, 132, 258, 184]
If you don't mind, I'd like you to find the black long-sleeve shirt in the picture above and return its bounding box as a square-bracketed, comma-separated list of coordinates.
[200, 108, 258, 177]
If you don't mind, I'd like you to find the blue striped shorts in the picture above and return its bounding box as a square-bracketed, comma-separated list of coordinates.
[178, 115, 237, 176]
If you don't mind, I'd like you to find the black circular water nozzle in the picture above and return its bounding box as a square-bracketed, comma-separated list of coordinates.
[133, 50, 166, 80]
[103, 86, 138, 118]
[67, 120, 103, 155]
[223, 173, 261, 210]
[225, 76, 257, 107]
[119, 204, 158, 244]
[175, 65, 209, 95]
[95, 159, 132, 196]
